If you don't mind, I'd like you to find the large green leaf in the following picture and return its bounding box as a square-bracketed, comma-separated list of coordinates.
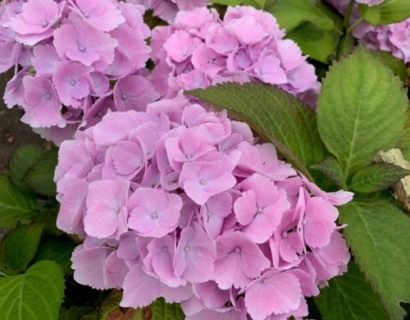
[287, 22, 340, 63]
[0, 223, 43, 273]
[360, 0, 410, 25]
[350, 163, 410, 193]
[9, 145, 44, 192]
[188, 83, 326, 178]
[316, 263, 390, 320]
[34, 237, 76, 275]
[340, 200, 410, 319]
[268, 0, 336, 31]
[0, 261, 65, 320]
[24, 150, 58, 197]
[0, 176, 37, 228]
[317, 48, 408, 179]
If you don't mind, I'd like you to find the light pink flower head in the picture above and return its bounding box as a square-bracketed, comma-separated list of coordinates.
[56, 96, 351, 319]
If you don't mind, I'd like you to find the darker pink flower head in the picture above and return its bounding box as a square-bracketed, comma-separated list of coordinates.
[151, 6, 320, 107]
[0, 0, 153, 143]
[55, 97, 351, 319]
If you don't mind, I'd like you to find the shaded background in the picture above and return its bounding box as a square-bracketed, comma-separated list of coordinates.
[0, 72, 44, 173]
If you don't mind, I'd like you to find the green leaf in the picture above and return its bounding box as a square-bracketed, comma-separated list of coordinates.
[24, 150, 58, 197]
[287, 22, 340, 63]
[34, 237, 76, 274]
[188, 83, 326, 178]
[360, 0, 410, 25]
[350, 163, 410, 193]
[9, 145, 44, 192]
[268, 0, 336, 31]
[0, 223, 43, 273]
[0, 261, 65, 320]
[311, 157, 347, 188]
[317, 48, 408, 179]
[316, 263, 390, 320]
[340, 200, 410, 319]
[0, 175, 37, 228]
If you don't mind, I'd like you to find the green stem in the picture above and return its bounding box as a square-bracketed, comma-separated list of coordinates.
[344, 0, 355, 30]
[347, 18, 363, 34]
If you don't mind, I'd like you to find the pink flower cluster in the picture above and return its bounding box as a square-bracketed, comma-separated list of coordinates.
[55, 95, 352, 320]
[150, 6, 320, 107]
[130, 0, 206, 23]
[0, 0, 157, 143]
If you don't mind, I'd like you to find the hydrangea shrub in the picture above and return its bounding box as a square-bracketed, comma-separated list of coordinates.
[0, 0, 408, 319]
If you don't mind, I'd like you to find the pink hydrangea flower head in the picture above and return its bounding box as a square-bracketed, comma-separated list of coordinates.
[55, 96, 351, 319]
[0, 0, 154, 143]
[151, 6, 321, 107]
